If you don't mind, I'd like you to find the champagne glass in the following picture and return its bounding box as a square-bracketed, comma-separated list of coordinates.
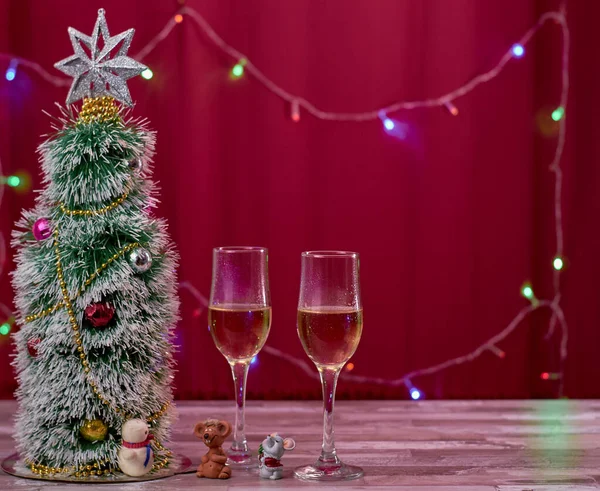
[294, 251, 364, 481]
[208, 246, 271, 467]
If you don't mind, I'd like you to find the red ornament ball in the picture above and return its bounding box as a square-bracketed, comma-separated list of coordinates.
[27, 338, 40, 358]
[84, 302, 115, 328]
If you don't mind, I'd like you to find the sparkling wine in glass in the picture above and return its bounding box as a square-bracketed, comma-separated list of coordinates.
[209, 246, 271, 468]
[294, 251, 364, 481]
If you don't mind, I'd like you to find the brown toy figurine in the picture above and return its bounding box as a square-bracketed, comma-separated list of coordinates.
[194, 419, 232, 479]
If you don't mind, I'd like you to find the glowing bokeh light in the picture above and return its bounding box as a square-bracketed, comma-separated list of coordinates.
[4, 171, 32, 194]
[445, 101, 459, 116]
[410, 388, 421, 400]
[141, 68, 154, 80]
[5, 59, 17, 81]
[378, 111, 409, 140]
[174, 14, 183, 23]
[0, 323, 10, 336]
[5, 67, 16, 81]
[346, 362, 355, 372]
[551, 107, 564, 122]
[6, 175, 21, 187]
[231, 60, 246, 79]
[521, 283, 534, 300]
[291, 100, 301, 122]
[553, 257, 564, 271]
[512, 44, 525, 58]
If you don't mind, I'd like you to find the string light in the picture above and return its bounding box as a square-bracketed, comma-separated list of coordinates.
[290, 99, 301, 122]
[0, 317, 13, 336]
[141, 68, 153, 80]
[179, 281, 208, 319]
[541, 372, 561, 381]
[345, 362, 355, 372]
[5, 59, 17, 81]
[0, 6, 571, 397]
[0, 159, 5, 282]
[174, 14, 183, 24]
[0, 8, 566, 124]
[378, 111, 395, 131]
[178, 293, 567, 397]
[250, 355, 258, 365]
[405, 379, 423, 400]
[1, 171, 31, 194]
[444, 101, 459, 116]
[230, 59, 246, 79]
[487, 345, 506, 359]
[512, 43, 525, 58]
[377, 111, 409, 140]
[520, 282, 535, 301]
[6, 175, 20, 187]
[553, 256, 564, 271]
[551, 106, 564, 121]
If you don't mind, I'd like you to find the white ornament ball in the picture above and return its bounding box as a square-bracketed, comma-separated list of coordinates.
[129, 247, 152, 274]
[128, 158, 143, 172]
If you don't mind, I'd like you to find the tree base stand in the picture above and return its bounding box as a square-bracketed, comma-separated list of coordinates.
[1, 453, 193, 483]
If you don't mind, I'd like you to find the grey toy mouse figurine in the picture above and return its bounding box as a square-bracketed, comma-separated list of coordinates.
[258, 433, 296, 480]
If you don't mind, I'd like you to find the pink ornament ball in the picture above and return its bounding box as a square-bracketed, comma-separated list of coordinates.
[32, 218, 52, 241]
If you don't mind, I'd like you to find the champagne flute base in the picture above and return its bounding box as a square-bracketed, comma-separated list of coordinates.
[226, 448, 255, 469]
[293, 461, 364, 481]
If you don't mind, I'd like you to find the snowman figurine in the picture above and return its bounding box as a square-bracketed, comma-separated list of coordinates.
[118, 419, 155, 477]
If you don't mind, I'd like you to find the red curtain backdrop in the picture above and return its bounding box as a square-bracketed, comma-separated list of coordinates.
[0, 0, 598, 399]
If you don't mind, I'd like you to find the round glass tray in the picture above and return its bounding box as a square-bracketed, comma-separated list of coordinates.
[1, 452, 193, 483]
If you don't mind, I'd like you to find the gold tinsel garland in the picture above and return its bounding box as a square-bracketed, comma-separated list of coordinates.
[59, 190, 130, 217]
[26, 440, 172, 477]
[77, 96, 120, 125]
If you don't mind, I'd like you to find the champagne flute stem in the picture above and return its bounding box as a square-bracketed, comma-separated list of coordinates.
[230, 361, 250, 451]
[318, 366, 342, 465]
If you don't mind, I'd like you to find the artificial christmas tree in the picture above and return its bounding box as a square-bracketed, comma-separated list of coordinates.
[9, 9, 180, 480]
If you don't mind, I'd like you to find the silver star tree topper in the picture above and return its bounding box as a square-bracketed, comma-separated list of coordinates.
[54, 8, 147, 106]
